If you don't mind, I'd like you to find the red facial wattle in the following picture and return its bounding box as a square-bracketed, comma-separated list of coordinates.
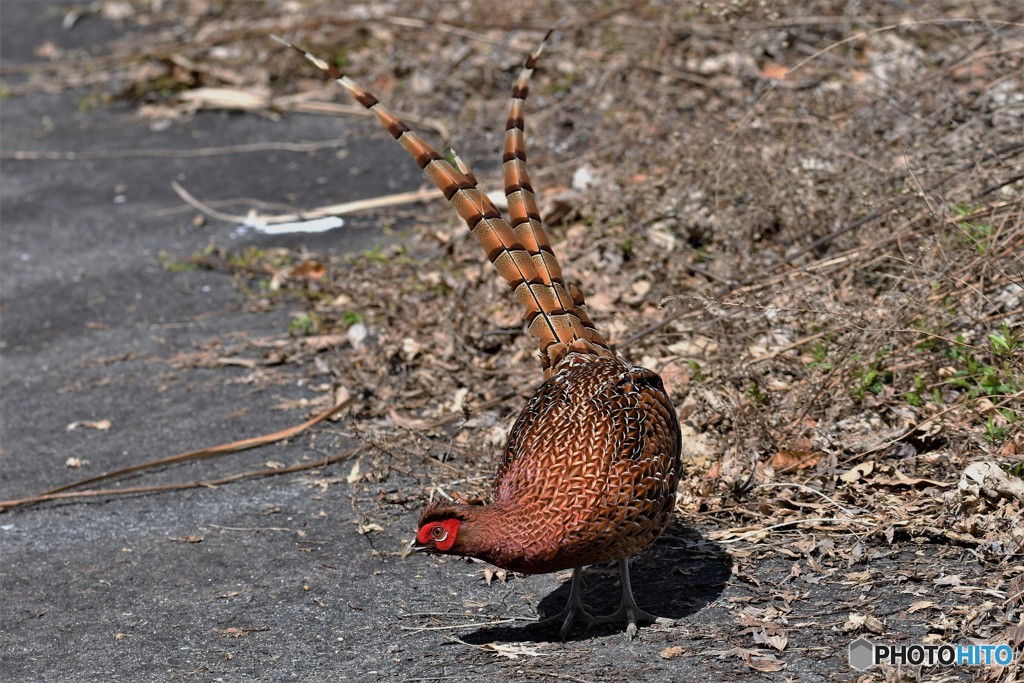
[416, 518, 460, 552]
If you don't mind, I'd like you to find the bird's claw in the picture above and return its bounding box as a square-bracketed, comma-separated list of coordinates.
[592, 604, 658, 640]
[536, 602, 598, 640]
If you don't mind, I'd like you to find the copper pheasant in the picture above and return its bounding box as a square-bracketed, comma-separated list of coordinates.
[274, 32, 682, 639]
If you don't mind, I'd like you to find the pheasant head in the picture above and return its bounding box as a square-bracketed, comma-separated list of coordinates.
[402, 500, 467, 557]
[413, 517, 461, 553]
[403, 499, 511, 562]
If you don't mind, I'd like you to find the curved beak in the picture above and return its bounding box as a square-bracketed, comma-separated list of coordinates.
[400, 538, 427, 560]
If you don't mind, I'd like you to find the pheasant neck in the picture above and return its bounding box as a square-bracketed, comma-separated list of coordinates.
[447, 500, 539, 572]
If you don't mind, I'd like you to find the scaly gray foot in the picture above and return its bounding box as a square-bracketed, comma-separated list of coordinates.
[535, 566, 598, 639]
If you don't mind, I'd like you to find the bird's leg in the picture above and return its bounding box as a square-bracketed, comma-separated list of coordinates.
[592, 558, 659, 639]
[536, 566, 598, 639]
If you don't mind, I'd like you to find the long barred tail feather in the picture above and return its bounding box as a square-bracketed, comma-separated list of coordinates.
[271, 33, 615, 374]
[502, 30, 567, 312]
[502, 30, 612, 355]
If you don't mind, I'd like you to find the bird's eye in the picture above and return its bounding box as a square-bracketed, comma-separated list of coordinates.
[430, 525, 448, 541]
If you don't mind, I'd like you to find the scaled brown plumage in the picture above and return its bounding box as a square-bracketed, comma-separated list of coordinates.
[420, 354, 679, 574]
[275, 31, 682, 639]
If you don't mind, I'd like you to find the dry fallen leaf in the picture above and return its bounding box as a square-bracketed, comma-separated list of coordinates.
[844, 612, 885, 634]
[874, 469, 952, 488]
[753, 626, 788, 651]
[300, 334, 348, 351]
[770, 449, 821, 471]
[346, 459, 362, 484]
[482, 567, 507, 587]
[999, 623, 1024, 647]
[761, 62, 790, 80]
[743, 651, 786, 672]
[66, 419, 112, 432]
[660, 645, 685, 660]
[34, 40, 62, 60]
[864, 616, 885, 634]
[907, 600, 939, 613]
[839, 461, 874, 483]
[998, 438, 1021, 458]
[289, 258, 327, 280]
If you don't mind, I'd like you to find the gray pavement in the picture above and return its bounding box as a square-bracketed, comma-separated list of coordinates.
[0, 3, 423, 680]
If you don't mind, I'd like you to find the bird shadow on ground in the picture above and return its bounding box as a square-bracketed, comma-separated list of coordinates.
[461, 521, 732, 643]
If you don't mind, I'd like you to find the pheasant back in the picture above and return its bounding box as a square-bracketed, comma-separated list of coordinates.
[447, 354, 681, 574]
